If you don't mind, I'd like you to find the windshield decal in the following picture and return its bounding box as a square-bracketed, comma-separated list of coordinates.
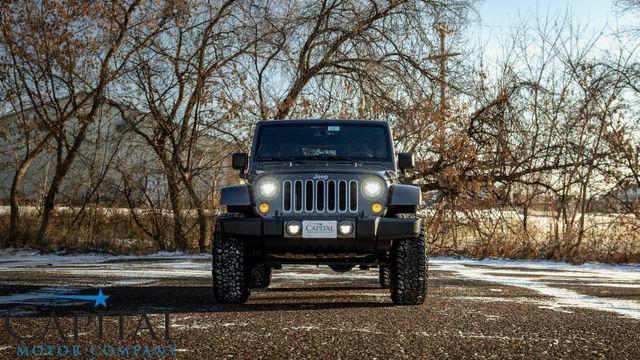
[302, 148, 337, 156]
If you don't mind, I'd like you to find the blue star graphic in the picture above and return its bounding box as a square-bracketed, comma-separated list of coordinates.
[93, 289, 110, 308]
[43, 289, 110, 308]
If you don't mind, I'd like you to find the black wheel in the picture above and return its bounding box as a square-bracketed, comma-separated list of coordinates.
[390, 216, 428, 305]
[212, 215, 249, 304]
[328, 264, 354, 273]
[250, 264, 272, 288]
[379, 265, 391, 289]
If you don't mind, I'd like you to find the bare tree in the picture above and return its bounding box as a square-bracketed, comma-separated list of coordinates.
[0, 0, 159, 247]
[108, 1, 262, 251]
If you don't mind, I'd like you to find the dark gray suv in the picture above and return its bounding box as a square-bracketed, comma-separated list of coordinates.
[213, 119, 427, 305]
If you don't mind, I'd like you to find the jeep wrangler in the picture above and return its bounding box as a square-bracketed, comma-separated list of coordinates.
[212, 119, 427, 305]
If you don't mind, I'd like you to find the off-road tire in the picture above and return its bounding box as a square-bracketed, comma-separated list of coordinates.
[390, 215, 428, 305]
[379, 265, 391, 289]
[212, 214, 250, 304]
[250, 264, 272, 288]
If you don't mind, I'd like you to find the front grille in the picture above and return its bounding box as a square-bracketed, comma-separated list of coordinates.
[283, 180, 358, 213]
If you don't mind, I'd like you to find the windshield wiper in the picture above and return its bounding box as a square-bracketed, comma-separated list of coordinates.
[321, 156, 385, 167]
[322, 155, 361, 162]
[257, 157, 313, 166]
[258, 157, 302, 163]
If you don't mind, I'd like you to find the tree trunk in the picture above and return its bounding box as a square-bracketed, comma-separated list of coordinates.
[574, 182, 589, 259]
[195, 205, 207, 253]
[182, 178, 208, 253]
[37, 168, 63, 247]
[8, 160, 32, 246]
[7, 134, 52, 247]
[37, 125, 89, 247]
[166, 168, 187, 250]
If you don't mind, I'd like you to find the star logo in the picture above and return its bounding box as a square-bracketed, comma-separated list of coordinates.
[44, 289, 110, 308]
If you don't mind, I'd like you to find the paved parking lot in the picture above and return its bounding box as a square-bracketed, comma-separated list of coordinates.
[1, 252, 640, 358]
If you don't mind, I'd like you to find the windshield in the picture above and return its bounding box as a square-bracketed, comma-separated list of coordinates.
[254, 123, 392, 162]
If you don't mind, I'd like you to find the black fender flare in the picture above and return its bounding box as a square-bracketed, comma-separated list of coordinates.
[387, 184, 421, 210]
[220, 184, 251, 206]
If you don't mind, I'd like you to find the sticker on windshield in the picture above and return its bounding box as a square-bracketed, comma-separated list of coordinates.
[302, 147, 337, 156]
[328, 126, 340, 131]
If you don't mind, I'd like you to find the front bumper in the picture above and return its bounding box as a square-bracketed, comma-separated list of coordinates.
[218, 216, 421, 253]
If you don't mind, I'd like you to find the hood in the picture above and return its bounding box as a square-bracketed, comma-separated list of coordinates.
[249, 166, 396, 183]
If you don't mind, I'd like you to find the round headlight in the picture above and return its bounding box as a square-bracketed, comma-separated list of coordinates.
[362, 178, 384, 199]
[256, 178, 278, 199]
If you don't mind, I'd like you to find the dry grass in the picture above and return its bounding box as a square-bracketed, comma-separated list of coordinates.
[0, 207, 204, 254]
[425, 209, 640, 263]
[1, 207, 639, 263]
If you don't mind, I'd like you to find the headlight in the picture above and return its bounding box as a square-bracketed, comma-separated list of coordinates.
[256, 178, 278, 199]
[362, 177, 384, 199]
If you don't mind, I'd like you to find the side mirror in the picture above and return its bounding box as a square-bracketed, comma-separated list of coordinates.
[398, 152, 415, 171]
[231, 153, 248, 174]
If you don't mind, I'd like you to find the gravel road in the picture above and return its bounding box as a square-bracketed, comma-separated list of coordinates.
[1, 253, 639, 359]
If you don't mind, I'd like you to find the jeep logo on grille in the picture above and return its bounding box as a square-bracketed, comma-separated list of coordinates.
[312, 174, 329, 180]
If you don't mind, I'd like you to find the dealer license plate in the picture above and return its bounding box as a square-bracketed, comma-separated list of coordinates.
[302, 220, 337, 238]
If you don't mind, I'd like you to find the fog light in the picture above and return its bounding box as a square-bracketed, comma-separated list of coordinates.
[286, 221, 302, 236]
[338, 221, 354, 236]
[371, 203, 383, 213]
[259, 203, 269, 213]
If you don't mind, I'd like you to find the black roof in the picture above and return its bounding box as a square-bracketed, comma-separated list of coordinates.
[255, 119, 389, 127]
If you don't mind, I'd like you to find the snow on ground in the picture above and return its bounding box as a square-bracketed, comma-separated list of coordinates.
[1, 249, 640, 319]
[0, 248, 208, 270]
[432, 258, 640, 319]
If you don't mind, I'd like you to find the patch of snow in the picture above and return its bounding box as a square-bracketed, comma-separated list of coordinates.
[452, 295, 539, 304]
[221, 322, 248, 327]
[538, 305, 574, 314]
[112, 279, 155, 285]
[284, 325, 383, 335]
[171, 322, 214, 330]
[0, 249, 212, 284]
[287, 326, 320, 331]
[477, 268, 640, 282]
[438, 260, 640, 320]
[432, 256, 640, 273]
[360, 293, 389, 297]
[0, 248, 209, 271]
[549, 282, 640, 289]
[583, 282, 640, 288]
